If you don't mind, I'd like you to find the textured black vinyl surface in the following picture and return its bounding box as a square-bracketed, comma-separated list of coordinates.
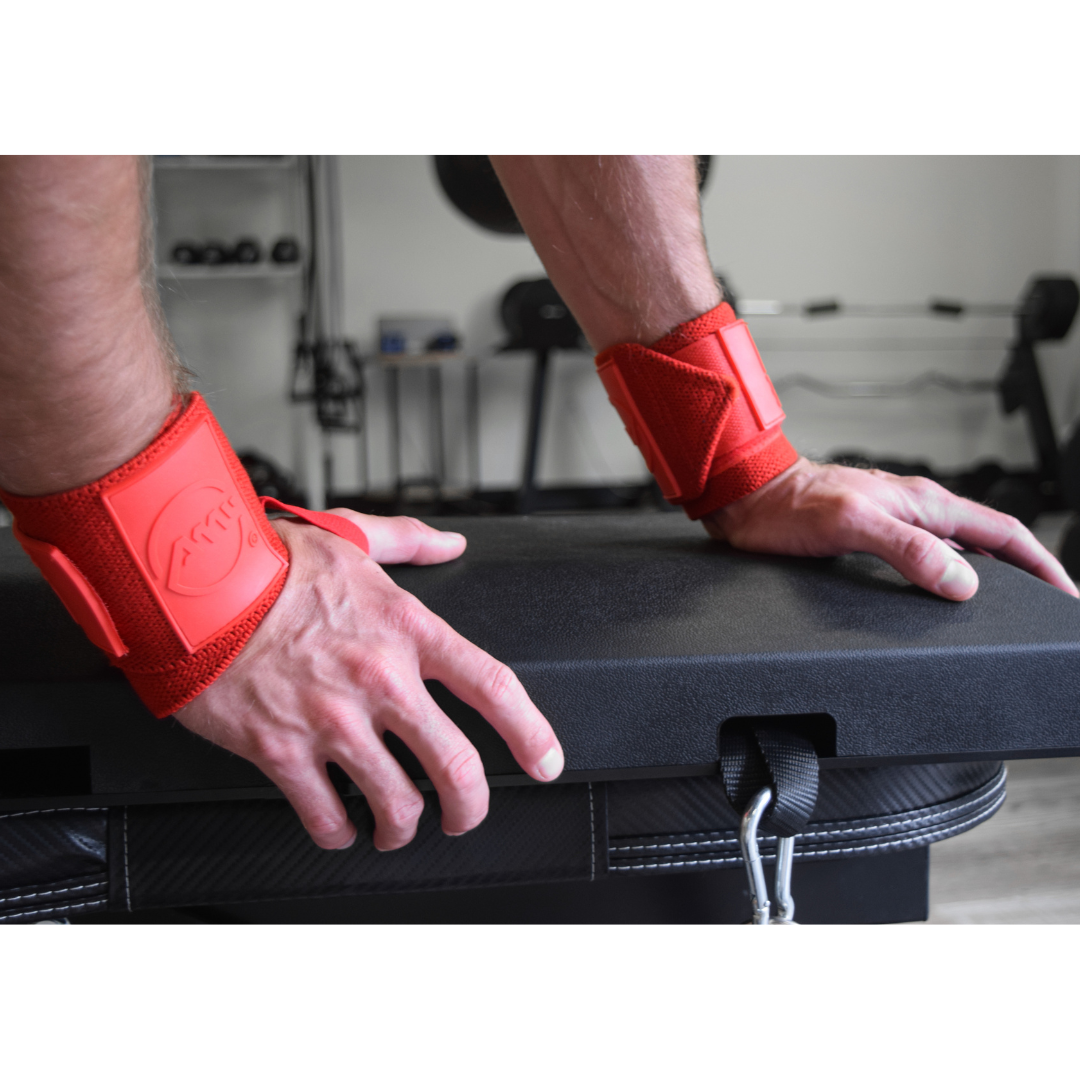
[608, 760, 1002, 835]
[608, 767, 1005, 874]
[385, 516, 1080, 769]
[0, 762, 990, 916]
[122, 782, 598, 910]
[115, 764, 991, 911]
[82, 848, 929, 925]
[0, 807, 108, 922]
[2, 515, 1079, 809]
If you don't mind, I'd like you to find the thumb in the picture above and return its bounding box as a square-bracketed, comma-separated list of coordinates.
[324, 508, 466, 565]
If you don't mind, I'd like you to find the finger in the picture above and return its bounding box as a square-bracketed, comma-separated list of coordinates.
[843, 503, 981, 600]
[380, 691, 491, 838]
[936, 502, 1077, 597]
[261, 757, 358, 851]
[890, 483, 1078, 597]
[418, 627, 564, 783]
[330, 736, 430, 851]
[325, 508, 466, 565]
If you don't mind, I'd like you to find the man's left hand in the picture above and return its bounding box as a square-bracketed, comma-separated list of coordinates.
[702, 456, 1079, 600]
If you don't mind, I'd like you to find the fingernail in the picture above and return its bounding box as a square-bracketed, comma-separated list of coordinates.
[537, 745, 564, 781]
[938, 557, 977, 600]
[335, 832, 357, 850]
[443, 532, 465, 543]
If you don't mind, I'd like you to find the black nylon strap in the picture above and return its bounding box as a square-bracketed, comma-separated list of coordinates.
[719, 720, 819, 838]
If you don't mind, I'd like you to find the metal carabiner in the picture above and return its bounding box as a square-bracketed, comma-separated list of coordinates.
[738, 786, 798, 925]
[773, 836, 796, 924]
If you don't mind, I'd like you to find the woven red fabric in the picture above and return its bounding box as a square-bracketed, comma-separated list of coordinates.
[260, 498, 370, 554]
[594, 302, 798, 519]
[597, 345, 737, 501]
[649, 301, 739, 354]
[0, 394, 290, 718]
[681, 428, 798, 519]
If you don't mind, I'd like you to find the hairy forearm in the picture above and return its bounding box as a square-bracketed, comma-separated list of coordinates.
[489, 155, 720, 350]
[0, 155, 181, 496]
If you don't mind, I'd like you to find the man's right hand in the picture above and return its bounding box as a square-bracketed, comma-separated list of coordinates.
[176, 511, 565, 851]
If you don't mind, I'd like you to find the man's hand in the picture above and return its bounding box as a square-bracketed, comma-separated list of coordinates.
[176, 511, 565, 851]
[703, 456, 1079, 600]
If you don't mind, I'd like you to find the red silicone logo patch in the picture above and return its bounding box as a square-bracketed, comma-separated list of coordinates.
[148, 482, 246, 596]
[102, 418, 287, 653]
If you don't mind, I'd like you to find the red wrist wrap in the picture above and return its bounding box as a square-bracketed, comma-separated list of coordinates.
[595, 302, 798, 519]
[0, 393, 369, 718]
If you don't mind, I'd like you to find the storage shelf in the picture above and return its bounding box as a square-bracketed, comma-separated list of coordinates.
[157, 263, 303, 280]
[153, 156, 297, 171]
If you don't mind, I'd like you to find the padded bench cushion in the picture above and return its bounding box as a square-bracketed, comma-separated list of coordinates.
[1, 514, 1079, 812]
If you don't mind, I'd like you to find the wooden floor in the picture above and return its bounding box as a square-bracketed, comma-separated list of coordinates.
[929, 757, 1080, 922]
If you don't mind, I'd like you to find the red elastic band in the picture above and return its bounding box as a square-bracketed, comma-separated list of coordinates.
[260, 498, 370, 555]
[595, 302, 797, 518]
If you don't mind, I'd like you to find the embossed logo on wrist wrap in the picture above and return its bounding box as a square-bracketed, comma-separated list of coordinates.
[103, 417, 287, 653]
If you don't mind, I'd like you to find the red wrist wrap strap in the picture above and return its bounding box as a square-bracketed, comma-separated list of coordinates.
[0, 393, 368, 718]
[595, 302, 798, 519]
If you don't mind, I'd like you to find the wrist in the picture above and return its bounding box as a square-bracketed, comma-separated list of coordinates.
[1, 393, 290, 716]
[595, 302, 798, 518]
[701, 456, 806, 539]
[0, 326, 177, 496]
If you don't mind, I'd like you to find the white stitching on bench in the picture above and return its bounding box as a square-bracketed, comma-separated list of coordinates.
[0, 898, 107, 923]
[610, 773, 1006, 853]
[123, 806, 132, 912]
[588, 782, 595, 882]
[0, 807, 106, 821]
[0, 880, 105, 905]
[608, 791, 1005, 872]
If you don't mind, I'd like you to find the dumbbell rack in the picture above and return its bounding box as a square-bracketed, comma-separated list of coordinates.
[152, 155, 352, 512]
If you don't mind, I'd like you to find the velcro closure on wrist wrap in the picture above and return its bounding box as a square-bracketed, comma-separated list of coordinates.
[0, 393, 292, 718]
[595, 302, 797, 518]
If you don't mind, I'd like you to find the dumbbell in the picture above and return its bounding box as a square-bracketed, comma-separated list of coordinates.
[232, 238, 262, 265]
[171, 241, 203, 266]
[200, 241, 231, 266]
[271, 238, 300, 264]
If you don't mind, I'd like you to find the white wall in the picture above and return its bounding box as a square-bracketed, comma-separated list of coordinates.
[704, 156, 1080, 470]
[335, 155, 649, 493]
[157, 155, 1080, 496]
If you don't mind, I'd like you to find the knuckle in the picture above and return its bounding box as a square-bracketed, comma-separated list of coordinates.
[901, 531, 939, 570]
[306, 812, 348, 840]
[382, 792, 426, 832]
[252, 738, 301, 777]
[355, 651, 412, 702]
[829, 492, 866, 533]
[387, 592, 433, 639]
[479, 661, 522, 708]
[905, 475, 946, 504]
[440, 746, 485, 792]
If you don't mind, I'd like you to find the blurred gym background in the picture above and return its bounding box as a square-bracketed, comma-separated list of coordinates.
[146, 155, 1080, 561]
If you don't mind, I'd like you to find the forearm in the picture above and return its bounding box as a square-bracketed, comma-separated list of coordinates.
[0, 157, 565, 852]
[489, 155, 720, 349]
[0, 155, 180, 496]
